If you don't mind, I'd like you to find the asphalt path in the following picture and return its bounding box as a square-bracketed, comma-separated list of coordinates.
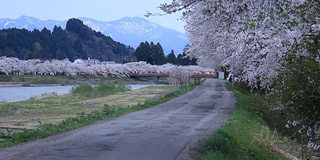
[0, 78, 236, 160]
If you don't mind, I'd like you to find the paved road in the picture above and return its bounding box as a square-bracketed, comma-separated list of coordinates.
[0, 78, 235, 160]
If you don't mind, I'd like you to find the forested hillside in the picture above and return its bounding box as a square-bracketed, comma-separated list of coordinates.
[0, 18, 134, 62]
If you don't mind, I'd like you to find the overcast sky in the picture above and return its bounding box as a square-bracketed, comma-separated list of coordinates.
[0, 0, 185, 32]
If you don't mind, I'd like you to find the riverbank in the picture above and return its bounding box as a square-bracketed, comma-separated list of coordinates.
[0, 85, 172, 132]
[0, 75, 168, 87]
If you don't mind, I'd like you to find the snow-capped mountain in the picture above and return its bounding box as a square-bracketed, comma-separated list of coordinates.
[0, 16, 66, 31]
[0, 16, 187, 54]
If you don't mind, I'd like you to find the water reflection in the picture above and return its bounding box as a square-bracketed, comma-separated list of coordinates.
[0, 86, 74, 102]
[0, 84, 164, 102]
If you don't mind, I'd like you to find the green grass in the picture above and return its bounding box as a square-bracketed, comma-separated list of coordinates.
[0, 80, 201, 148]
[0, 85, 172, 133]
[197, 82, 287, 160]
[71, 81, 130, 98]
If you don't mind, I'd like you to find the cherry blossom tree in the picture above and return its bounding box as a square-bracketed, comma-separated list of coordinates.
[158, 0, 319, 89]
[158, 0, 320, 153]
[0, 56, 212, 79]
[168, 66, 192, 86]
[0, 56, 19, 75]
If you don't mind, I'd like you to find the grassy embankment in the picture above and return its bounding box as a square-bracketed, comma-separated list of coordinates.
[0, 75, 169, 86]
[0, 78, 203, 148]
[197, 82, 293, 160]
[0, 75, 143, 86]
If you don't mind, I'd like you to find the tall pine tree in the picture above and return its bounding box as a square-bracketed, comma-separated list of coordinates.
[134, 41, 166, 65]
[166, 50, 177, 64]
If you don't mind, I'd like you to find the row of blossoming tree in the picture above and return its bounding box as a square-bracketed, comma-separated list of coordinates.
[156, 0, 320, 156]
[0, 56, 214, 85]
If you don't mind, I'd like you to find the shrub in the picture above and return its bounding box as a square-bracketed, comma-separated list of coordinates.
[272, 34, 320, 152]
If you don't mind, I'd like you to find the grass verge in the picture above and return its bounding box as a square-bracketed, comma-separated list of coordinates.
[0, 80, 202, 148]
[196, 82, 288, 160]
[71, 80, 130, 98]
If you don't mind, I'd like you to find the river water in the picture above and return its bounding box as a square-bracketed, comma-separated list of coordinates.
[0, 84, 163, 102]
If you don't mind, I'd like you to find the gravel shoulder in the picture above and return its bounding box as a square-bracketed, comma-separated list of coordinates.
[0, 78, 235, 160]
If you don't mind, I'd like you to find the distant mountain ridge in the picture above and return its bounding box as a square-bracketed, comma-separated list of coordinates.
[0, 16, 187, 54]
[0, 16, 66, 31]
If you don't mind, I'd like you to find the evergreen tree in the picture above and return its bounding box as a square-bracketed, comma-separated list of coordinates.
[0, 18, 134, 62]
[28, 42, 42, 59]
[66, 18, 93, 40]
[53, 25, 63, 34]
[135, 41, 167, 65]
[177, 52, 197, 66]
[177, 53, 188, 65]
[151, 42, 166, 65]
[134, 41, 152, 63]
[166, 50, 177, 64]
[40, 27, 53, 58]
